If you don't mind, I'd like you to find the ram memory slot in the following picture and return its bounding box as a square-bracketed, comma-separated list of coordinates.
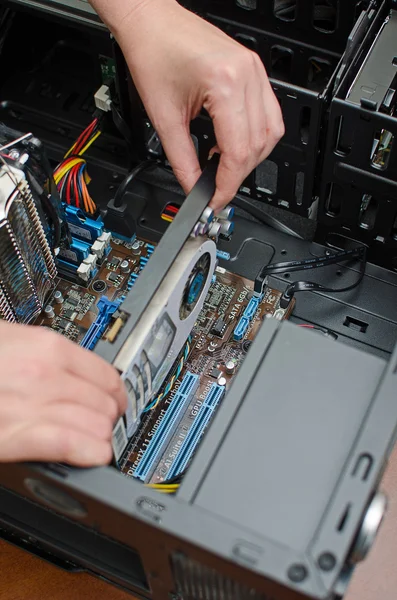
[133, 371, 199, 482]
[166, 383, 225, 481]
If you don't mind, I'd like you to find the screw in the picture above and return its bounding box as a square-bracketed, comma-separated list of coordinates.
[287, 564, 308, 583]
[318, 552, 336, 572]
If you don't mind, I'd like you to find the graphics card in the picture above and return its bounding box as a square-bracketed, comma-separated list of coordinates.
[111, 235, 217, 458]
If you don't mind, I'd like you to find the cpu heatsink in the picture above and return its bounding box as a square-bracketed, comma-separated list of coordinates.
[0, 163, 57, 323]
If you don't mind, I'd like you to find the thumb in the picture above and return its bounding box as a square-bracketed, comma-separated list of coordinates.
[158, 122, 202, 194]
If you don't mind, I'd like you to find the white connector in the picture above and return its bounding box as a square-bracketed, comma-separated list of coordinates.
[94, 85, 112, 113]
[77, 253, 98, 281]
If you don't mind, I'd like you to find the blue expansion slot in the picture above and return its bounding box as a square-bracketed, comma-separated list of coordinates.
[216, 250, 230, 261]
[56, 258, 78, 273]
[112, 232, 137, 243]
[58, 237, 91, 265]
[133, 372, 200, 482]
[233, 316, 249, 340]
[64, 205, 104, 243]
[80, 296, 120, 350]
[167, 383, 225, 480]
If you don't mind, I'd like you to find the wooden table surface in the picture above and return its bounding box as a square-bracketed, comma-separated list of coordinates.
[1, 447, 397, 600]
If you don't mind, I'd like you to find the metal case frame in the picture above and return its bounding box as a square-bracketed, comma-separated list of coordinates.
[0, 311, 396, 600]
[182, 0, 373, 55]
[316, 1, 397, 269]
[167, 2, 379, 220]
[1, 173, 397, 598]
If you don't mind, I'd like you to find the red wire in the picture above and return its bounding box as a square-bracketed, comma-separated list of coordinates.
[73, 166, 80, 209]
[74, 119, 98, 155]
[165, 204, 179, 214]
[66, 172, 72, 205]
[298, 325, 315, 329]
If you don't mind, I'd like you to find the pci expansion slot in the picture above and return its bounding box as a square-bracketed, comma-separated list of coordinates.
[166, 383, 225, 481]
[134, 371, 200, 482]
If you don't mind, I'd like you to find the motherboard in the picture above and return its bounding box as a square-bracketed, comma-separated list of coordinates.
[118, 262, 294, 484]
[33, 234, 294, 485]
[34, 237, 154, 340]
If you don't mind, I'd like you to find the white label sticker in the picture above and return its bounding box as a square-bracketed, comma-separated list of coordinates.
[112, 417, 128, 461]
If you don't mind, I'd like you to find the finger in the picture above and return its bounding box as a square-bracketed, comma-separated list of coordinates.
[208, 96, 251, 210]
[1, 423, 112, 466]
[158, 120, 202, 194]
[33, 402, 113, 442]
[4, 367, 121, 422]
[246, 65, 268, 163]
[40, 373, 120, 422]
[259, 66, 285, 158]
[34, 329, 128, 415]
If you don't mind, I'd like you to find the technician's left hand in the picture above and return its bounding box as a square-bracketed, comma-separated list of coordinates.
[90, 0, 285, 211]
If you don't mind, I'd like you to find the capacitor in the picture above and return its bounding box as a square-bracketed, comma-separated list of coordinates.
[120, 259, 130, 274]
[218, 376, 227, 387]
[218, 220, 235, 237]
[44, 305, 55, 319]
[208, 221, 221, 242]
[132, 241, 141, 255]
[225, 360, 236, 375]
[218, 206, 235, 220]
[198, 222, 209, 236]
[53, 290, 64, 304]
[199, 206, 214, 224]
[190, 223, 201, 238]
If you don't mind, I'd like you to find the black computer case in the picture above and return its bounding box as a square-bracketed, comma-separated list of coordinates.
[0, 2, 397, 599]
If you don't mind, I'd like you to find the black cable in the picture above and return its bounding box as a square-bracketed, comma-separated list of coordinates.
[254, 245, 365, 295]
[111, 103, 134, 153]
[279, 246, 367, 308]
[26, 166, 62, 251]
[113, 160, 156, 208]
[232, 194, 303, 240]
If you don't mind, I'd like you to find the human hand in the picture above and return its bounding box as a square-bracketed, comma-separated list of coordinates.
[0, 321, 127, 466]
[91, 0, 284, 211]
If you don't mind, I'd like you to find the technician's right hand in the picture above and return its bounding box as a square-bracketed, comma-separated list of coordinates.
[0, 321, 127, 466]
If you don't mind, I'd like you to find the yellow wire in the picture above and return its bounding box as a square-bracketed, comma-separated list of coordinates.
[79, 130, 101, 156]
[54, 158, 85, 184]
[64, 142, 77, 160]
[161, 215, 173, 223]
[146, 483, 179, 489]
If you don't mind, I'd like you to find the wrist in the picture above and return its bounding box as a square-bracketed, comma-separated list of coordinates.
[90, 0, 178, 40]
